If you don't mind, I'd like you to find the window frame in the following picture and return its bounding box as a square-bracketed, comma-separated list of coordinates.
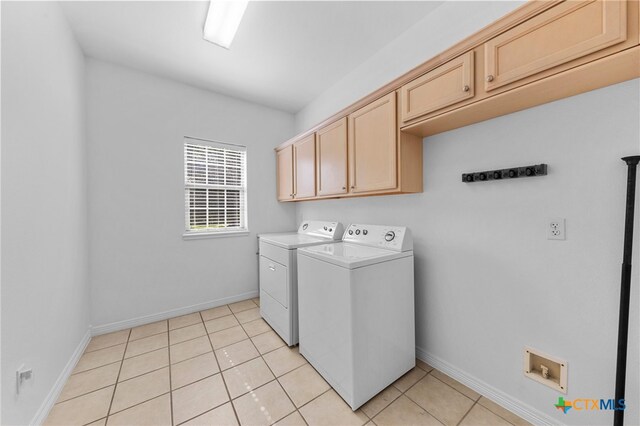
[182, 136, 249, 239]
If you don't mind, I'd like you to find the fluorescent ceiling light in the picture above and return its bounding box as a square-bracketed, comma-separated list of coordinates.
[203, 0, 249, 49]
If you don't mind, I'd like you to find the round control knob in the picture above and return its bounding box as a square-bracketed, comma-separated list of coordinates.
[479, 173, 487, 181]
[363, 229, 368, 235]
[465, 174, 474, 182]
[493, 171, 502, 179]
[486, 75, 494, 82]
[508, 169, 518, 178]
[525, 167, 534, 176]
[302, 223, 308, 230]
[348, 230, 353, 235]
[323, 226, 327, 230]
[385, 231, 395, 242]
[355, 229, 361, 235]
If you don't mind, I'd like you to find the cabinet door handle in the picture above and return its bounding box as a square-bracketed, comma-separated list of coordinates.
[350, 185, 355, 189]
[463, 85, 470, 92]
[342, 187, 346, 190]
[486, 75, 494, 82]
[268, 265, 275, 271]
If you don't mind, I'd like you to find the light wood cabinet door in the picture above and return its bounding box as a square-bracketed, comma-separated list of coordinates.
[293, 134, 316, 199]
[316, 118, 348, 196]
[484, 0, 627, 91]
[276, 145, 294, 201]
[400, 51, 474, 123]
[348, 92, 397, 194]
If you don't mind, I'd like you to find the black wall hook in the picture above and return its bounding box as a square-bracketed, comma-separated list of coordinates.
[462, 164, 547, 183]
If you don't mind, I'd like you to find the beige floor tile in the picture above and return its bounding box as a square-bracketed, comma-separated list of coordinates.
[360, 385, 402, 419]
[229, 299, 257, 313]
[59, 362, 120, 402]
[44, 386, 114, 426]
[222, 357, 275, 398]
[86, 330, 130, 353]
[233, 380, 295, 426]
[392, 367, 426, 392]
[405, 375, 474, 426]
[252, 298, 260, 307]
[120, 348, 169, 381]
[130, 321, 168, 341]
[459, 404, 512, 426]
[201, 305, 233, 322]
[274, 411, 305, 426]
[172, 352, 220, 390]
[169, 312, 202, 330]
[182, 402, 239, 426]
[430, 369, 480, 401]
[170, 323, 207, 345]
[205, 314, 240, 334]
[125, 333, 168, 359]
[373, 395, 441, 426]
[75, 344, 126, 374]
[299, 390, 368, 426]
[242, 319, 272, 337]
[234, 307, 261, 324]
[87, 418, 107, 426]
[111, 368, 170, 414]
[209, 325, 248, 350]
[172, 374, 229, 425]
[278, 364, 330, 408]
[215, 339, 260, 371]
[170, 335, 212, 364]
[416, 359, 434, 373]
[478, 397, 532, 426]
[251, 331, 285, 354]
[107, 393, 171, 426]
[263, 346, 306, 377]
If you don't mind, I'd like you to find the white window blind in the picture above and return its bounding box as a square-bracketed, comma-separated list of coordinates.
[184, 137, 247, 234]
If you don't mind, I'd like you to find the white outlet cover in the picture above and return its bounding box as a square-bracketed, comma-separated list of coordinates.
[547, 217, 566, 240]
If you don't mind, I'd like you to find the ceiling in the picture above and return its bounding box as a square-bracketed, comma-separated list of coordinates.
[60, 1, 444, 113]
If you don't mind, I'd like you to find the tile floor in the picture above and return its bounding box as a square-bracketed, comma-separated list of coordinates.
[45, 297, 531, 426]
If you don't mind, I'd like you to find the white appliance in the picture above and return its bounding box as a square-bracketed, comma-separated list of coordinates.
[297, 224, 415, 410]
[258, 220, 343, 346]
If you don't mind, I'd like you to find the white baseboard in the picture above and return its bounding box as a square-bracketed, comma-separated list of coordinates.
[31, 329, 91, 426]
[416, 346, 561, 426]
[91, 290, 259, 336]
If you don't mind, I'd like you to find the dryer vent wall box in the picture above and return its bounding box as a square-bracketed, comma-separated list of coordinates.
[297, 224, 415, 409]
[258, 221, 343, 346]
[524, 347, 568, 393]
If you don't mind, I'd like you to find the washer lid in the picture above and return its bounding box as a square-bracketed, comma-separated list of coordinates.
[259, 233, 335, 249]
[298, 242, 413, 269]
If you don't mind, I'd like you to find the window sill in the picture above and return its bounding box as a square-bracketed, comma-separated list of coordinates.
[182, 230, 250, 240]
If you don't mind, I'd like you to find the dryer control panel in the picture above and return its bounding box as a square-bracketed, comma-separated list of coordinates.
[298, 220, 344, 240]
[342, 224, 413, 252]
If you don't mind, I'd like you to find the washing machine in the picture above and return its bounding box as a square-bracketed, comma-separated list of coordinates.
[258, 220, 343, 346]
[297, 223, 415, 410]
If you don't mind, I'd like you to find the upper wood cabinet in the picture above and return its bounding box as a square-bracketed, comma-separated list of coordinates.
[293, 134, 316, 199]
[400, 52, 475, 123]
[348, 92, 397, 194]
[484, 0, 628, 91]
[316, 118, 348, 197]
[276, 145, 294, 201]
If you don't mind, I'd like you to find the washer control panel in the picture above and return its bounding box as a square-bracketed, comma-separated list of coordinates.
[343, 224, 413, 252]
[298, 220, 344, 240]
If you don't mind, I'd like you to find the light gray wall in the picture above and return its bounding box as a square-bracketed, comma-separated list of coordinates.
[1, 2, 90, 424]
[295, 0, 524, 133]
[86, 59, 296, 328]
[296, 79, 640, 425]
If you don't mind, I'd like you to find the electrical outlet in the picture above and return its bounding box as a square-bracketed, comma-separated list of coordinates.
[547, 218, 566, 240]
[16, 365, 33, 394]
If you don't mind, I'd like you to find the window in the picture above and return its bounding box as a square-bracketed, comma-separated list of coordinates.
[184, 137, 247, 237]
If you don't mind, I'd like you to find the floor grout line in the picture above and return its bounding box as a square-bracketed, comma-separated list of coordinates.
[105, 328, 132, 420]
[201, 310, 243, 426]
